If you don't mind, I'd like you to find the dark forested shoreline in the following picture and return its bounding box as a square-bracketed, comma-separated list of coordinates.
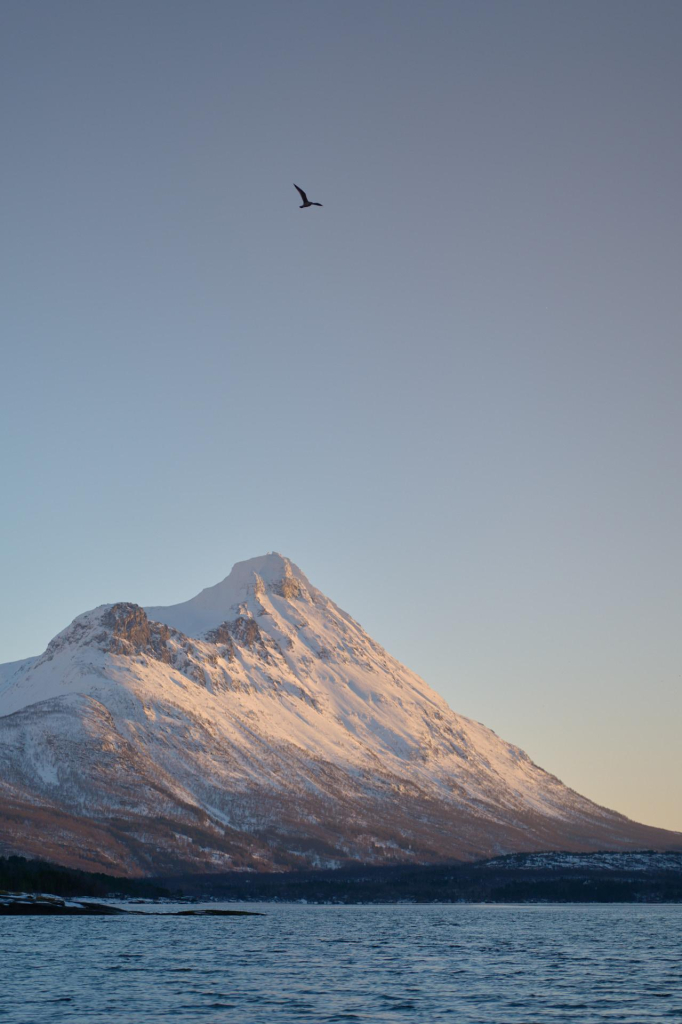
[0, 856, 172, 899]
[2, 851, 682, 904]
[157, 851, 682, 903]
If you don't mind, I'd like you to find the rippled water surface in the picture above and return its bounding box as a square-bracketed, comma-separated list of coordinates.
[1, 903, 681, 1023]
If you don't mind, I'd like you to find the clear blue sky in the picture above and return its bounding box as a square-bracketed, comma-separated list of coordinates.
[2, 0, 681, 830]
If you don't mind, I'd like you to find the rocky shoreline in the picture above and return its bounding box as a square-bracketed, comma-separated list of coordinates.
[0, 892, 261, 915]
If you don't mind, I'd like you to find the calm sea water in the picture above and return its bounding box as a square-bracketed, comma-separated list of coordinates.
[1, 903, 680, 1023]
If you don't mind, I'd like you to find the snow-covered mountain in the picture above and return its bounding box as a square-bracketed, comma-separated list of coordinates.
[0, 554, 678, 876]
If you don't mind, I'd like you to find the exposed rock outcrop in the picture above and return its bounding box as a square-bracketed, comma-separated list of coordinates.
[103, 603, 173, 664]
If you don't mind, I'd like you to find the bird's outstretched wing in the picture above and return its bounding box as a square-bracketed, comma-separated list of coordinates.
[294, 184, 309, 203]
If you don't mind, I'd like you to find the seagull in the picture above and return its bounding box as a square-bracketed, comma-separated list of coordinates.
[294, 184, 323, 209]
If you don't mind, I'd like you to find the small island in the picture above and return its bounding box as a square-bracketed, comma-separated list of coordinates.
[0, 893, 262, 916]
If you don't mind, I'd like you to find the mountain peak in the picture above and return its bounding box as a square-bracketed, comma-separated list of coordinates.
[144, 553, 314, 636]
[226, 552, 303, 587]
[1, 552, 680, 873]
[32, 602, 176, 669]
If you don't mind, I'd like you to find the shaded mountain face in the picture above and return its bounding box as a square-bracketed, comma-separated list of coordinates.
[0, 554, 679, 876]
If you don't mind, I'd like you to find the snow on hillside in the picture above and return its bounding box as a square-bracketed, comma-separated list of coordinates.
[482, 850, 682, 873]
[0, 657, 36, 698]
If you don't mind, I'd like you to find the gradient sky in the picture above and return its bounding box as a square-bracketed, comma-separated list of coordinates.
[2, 0, 681, 831]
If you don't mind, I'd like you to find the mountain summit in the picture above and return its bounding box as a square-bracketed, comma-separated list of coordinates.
[0, 556, 678, 875]
[145, 553, 316, 635]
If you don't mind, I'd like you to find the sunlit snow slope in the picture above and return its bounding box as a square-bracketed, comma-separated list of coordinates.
[0, 554, 679, 875]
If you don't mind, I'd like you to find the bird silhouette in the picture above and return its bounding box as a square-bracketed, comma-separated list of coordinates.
[294, 184, 323, 209]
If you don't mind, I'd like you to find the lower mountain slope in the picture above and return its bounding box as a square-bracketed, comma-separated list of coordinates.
[0, 554, 678, 875]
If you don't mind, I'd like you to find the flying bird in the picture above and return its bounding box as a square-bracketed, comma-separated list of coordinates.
[294, 184, 323, 209]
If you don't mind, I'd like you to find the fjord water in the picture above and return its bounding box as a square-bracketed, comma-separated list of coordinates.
[1, 904, 680, 1023]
